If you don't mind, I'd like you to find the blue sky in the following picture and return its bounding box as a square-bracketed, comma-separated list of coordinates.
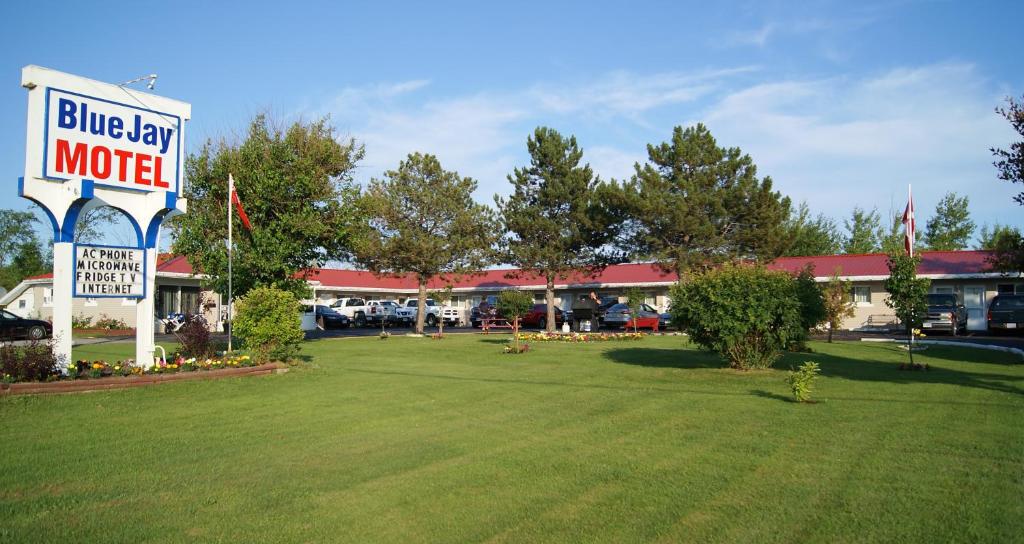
[2, 0, 1022, 246]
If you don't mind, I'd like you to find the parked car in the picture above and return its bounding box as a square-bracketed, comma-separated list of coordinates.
[330, 298, 368, 326]
[922, 293, 968, 335]
[520, 304, 566, 329]
[988, 294, 1024, 334]
[314, 305, 350, 329]
[0, 309, 52, 340]
[365, 300, 399, 326]
[602, 303, 660, 330]
[659, 312, 673, 330]
[396, 298, 445, 327]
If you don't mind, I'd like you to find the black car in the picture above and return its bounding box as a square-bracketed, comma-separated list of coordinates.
[0, 310, 52, 340]
[922, 293, 968, 335]
[315, 305, 351, 329]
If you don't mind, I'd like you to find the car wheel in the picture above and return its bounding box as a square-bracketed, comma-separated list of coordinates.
[951, 322, 958, 336]
[538, 317, 546, 330]
[426, 314, 437, 327]
[354, 313, 366, 327]
[28, 326, 46, 341]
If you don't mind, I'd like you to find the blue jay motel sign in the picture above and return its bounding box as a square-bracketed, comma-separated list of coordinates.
[20, 65, 191, 369]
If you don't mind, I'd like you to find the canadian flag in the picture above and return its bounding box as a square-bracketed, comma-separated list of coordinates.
[901, 185, 914, 257]
[229, 174, 252, 231]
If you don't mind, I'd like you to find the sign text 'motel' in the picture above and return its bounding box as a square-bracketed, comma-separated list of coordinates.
[74, 245, 145, 298]
[45, 89, 180, 192]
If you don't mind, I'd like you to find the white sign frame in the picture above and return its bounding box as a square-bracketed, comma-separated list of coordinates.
[20, 65, 191, 369]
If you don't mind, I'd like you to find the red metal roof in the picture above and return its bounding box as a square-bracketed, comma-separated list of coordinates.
[19, 250, 993, 289]
[766, 250, 993, 277]
[304, 263, 678, 290]
[24, 273, 53, 280]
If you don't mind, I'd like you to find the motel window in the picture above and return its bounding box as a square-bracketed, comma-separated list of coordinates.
[18, 300, 26, 309]
[852, 286, 871, 305]
[997, 284, 1021, 295]
[43, 288, 53, 306]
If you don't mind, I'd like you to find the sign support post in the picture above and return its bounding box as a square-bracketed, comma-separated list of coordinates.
[51, 242, 73, 370]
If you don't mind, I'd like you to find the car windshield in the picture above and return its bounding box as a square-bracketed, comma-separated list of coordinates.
[926, 294, 957, 306]
[608, 303, 628, 312]
[993, 296, 1024, 309]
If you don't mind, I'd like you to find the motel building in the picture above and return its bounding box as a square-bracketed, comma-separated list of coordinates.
[1, 250, 1017, 334]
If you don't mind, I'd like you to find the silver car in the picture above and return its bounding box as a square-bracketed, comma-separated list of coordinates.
[602, 303, 659, 329]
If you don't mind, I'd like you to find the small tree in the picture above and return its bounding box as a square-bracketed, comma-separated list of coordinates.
[822, 271, 856, 343]
[428, 285, 454, 337]
[625, 287, 646, 334]
[233, 286, 305, 363]
[670, 264, 803, 370]
[884, 254, 930, 365]
[497, 290, 533, 353]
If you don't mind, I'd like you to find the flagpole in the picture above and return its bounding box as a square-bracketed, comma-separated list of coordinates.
[227, 173, 233, 354]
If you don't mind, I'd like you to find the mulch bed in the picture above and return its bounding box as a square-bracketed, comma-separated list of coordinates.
[0, 363, 288, 396]
[73, 328, 136, 337]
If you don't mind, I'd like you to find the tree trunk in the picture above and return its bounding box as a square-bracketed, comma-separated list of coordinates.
[828, 321, 834, 343]
[546, 275, 556, 333]
[513, 317, 520, 351]
[415, 279, 427, 335]
[907, 323, 914, 366]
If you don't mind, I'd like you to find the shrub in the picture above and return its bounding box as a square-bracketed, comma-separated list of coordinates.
[786, 361, 821, 402]
[177, 314, 212, 358]
[72, 314, 93, 329]
[669, 263, 803, 370]
[0, 338, 62, 382]
[233, 286, 304, 363]
[94, 315, 130, 330]
[793, 265, 826, 335]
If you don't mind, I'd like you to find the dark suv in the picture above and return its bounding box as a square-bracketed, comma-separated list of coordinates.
[988, 294, 1024, 334]
[922, 293, 968, 335]
[469, 295, 500, 328]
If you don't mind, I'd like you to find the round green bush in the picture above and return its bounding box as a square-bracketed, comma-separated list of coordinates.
[669, 264, 803, 370]
[232, 286, 304, 363]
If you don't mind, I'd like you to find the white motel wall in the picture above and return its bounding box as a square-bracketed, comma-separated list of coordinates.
[1, 250, 1018, 333]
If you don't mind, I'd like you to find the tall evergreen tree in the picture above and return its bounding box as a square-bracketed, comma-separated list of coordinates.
[351, 153, 497, 335]
[620, 124, 791, 275]
[923, 192, 975, 250]
[495, 127, 621, 333]
[843, 206, 882, 254]
[783, 202, 842, 257]
[173, 115, 363, 299]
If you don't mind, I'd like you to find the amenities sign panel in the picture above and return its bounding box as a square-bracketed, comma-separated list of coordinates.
[74, 244, 145, 298]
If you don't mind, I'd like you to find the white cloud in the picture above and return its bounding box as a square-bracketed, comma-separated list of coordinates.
[314, 63, 1021, 232]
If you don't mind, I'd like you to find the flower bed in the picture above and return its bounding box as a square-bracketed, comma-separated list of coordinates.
[0, 361, 287, 396]
[516, 332, 646, 343]
[73, 328, 136, 337]
[65, 354, 260, 380]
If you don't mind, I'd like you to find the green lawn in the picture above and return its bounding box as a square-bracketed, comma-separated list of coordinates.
[2, 335, 1022, 543]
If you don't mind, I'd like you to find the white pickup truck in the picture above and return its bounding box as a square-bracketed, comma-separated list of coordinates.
[395, 298, 459, 327]
[330, 297, 369, 327]
[365, 300, 399, 326]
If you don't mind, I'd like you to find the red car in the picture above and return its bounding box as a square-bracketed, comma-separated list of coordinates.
[520, 304, 566, 329]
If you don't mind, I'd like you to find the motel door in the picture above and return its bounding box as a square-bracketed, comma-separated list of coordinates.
[963, 285, 987, 331]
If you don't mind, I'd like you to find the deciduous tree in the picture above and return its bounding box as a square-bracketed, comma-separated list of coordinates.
[173, 115, 363, 300]
[352, 153, 496, 335]
[843, 206, 882, 254]
[822, 271, 855, 343]
[992, 95, 1024, 202]
[0, 209, 48, 291]
[923, 192, 975, 250]
[884, 254, 930, 364]
[496, 127, 621, 333]
[783, 202, 842, 257]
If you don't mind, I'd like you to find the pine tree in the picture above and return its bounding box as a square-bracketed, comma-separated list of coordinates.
[620, 124, 791, 275]
[496, 127, 621, 333]
[923, 192, 975, 250]
[352, 153, 497, 335]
